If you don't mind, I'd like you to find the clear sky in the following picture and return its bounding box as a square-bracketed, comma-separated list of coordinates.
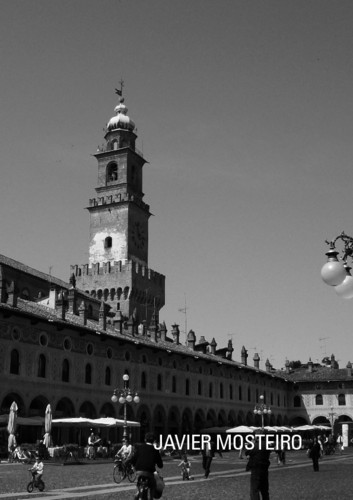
[1, 0, 353, 370]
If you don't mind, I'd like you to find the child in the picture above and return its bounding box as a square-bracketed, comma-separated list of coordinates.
[178, 454, 191, 480]
[30, 453, 44, 485]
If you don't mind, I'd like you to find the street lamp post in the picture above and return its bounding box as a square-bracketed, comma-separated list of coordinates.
[111, 374, 140, 440]
[321, 232, 353, 298]
[253, 395, 271, 429]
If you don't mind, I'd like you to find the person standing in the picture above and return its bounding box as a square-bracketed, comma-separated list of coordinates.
[309, 437, 321, 472]
[245, 434, 271, 500]
[336, 433, 343, 454]
[201, 440, 215, 479]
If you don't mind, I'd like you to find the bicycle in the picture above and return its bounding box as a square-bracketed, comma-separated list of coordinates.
[27, 470, 45, 493]
[113, 458, 136, 484]
[134, 473, 153, 500]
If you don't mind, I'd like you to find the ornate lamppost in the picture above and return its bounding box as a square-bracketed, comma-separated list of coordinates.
[253, 395, 271, 429]
[111, 374, 140, 440]
[321, 232, 353, 298]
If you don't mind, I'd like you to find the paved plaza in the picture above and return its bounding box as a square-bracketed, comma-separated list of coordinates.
[0, 449, 352, 499]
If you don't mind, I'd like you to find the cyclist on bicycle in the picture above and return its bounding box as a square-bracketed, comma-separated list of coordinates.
[130, 432, 163, 499]
[116, 438, 133, 463]
[29, 453, 44, 485]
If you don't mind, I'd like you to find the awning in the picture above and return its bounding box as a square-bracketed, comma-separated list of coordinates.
[52, 417, 140, 427]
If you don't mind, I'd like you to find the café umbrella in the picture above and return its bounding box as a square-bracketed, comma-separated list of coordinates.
[44, 404, 53, 448]
[7, 401, 18, 452]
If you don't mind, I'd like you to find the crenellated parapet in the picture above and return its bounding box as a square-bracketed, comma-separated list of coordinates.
[88, 193, 149, 212]
[71, 260, 164, 285]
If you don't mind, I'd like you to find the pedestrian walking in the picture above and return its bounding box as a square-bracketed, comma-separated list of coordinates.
[308, 437, 321, 472]
[201, 440, 215, 479]
[245, 432, 271, 500]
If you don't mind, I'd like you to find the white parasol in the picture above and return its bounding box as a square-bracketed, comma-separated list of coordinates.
[7, 401, 18, 452]
[44, 404, 53, 448]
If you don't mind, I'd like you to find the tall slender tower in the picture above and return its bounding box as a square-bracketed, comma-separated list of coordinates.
[71, 93, 165, 328]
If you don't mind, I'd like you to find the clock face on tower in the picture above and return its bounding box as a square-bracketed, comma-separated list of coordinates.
[131, 221, 146, 250]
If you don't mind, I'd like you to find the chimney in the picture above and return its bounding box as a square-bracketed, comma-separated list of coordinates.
[285, 359, 290, 374]
[99, 300, 106, 330]
[56, 290, 66, 320]
[210, 338, 217, 355]
[186, 329, 196, 350]
[68, 287, 77, 315]
[265, 359, 271, 372]
[159, 322, 167, 342]
[48, 286, 58, 309]
[149, 311, 158, 342]
[227, 339, 234, 360]
[347, 361, 352, 377]
[78, 302, 87, 325]
[114, 311, 123, 334]
[253, 352, 260, 369]
[307, 358, 313, 373]
[172, 324, 180, 345]
[241, 346, 248, 366]
[7, 281, 18, 308]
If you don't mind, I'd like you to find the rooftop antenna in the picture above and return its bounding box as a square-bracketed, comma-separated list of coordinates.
[48, 266, 53, 284]
[319, 337, 330, 357]
[178, 295, 188, 343]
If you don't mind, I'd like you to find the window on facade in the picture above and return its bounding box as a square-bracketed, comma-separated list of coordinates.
[10, 349, 20, 375]
[104, 237, 112, 249]
[157, 374, 162, 391]
[247, 387, 251, 402]
[277, 394, 280, 407]
[338, 393, 346, 406]
[271, 393, 274, 405]
[105, 367, 111, 386]
[62, 359, 70, 382]
[172, 376, 177, 393]
[239, 386, 242, 401]
[141, 372, 147, 389]
[294, 395, 301, 407]
[229, 384, 233, 400]
[185, 379, 190, 396]
[220, 383, 224, 399]
[209, 383, 213, 398]
[315, 394, 323, 405]
[38, 354, 46, 378]
[198, 380, 202, 396]
[85, 364, 92, 384]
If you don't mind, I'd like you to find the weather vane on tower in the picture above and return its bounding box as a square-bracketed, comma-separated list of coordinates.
[115, 78, 124, 97]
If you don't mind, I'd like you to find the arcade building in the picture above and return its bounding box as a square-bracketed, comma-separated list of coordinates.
[0, 94, 352, 447]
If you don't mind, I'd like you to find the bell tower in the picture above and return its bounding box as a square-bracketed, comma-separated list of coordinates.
[71, 91, 165, 327]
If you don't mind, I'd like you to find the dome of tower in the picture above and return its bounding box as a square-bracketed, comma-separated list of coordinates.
[107, 98, 135, 132]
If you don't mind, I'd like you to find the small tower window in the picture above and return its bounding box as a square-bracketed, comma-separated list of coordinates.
[107, 162, 118, 183]
[104, 237, 112, 249]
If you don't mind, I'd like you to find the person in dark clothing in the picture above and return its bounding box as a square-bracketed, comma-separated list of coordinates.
[201, 440, 215, 478]
[130, 433, 163, 499]
[245, 436, 271, 500]
[309, 437, 321, 472]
